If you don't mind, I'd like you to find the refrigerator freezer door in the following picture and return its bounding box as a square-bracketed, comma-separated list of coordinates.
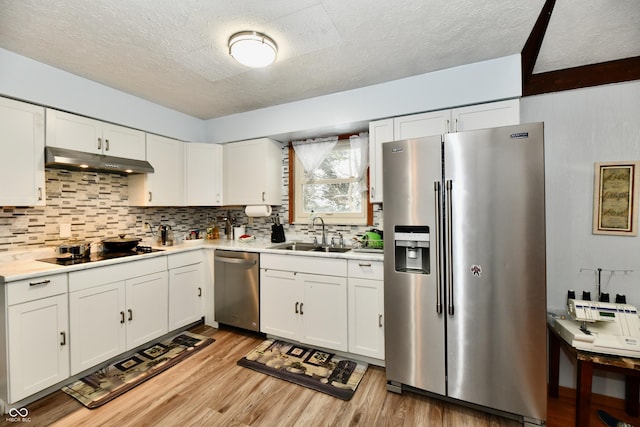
[444, 123, 546, 421]
[383, 135, 446, 395]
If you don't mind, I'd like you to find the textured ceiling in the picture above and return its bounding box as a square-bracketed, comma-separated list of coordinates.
[0, 0, 638, 120]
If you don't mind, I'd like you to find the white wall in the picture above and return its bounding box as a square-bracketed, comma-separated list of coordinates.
[0, 48, 204, 142]
[204, 55, 522, 143]
[522, 80, 640, 398]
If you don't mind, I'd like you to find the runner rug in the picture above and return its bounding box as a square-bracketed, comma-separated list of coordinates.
[237, 339, 368, 400]
[62, 331, 214, 409]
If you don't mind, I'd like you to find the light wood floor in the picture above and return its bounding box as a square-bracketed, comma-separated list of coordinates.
[1, 324, 636, 427]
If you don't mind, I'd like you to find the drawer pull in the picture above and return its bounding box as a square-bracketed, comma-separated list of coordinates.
[60, 331, 66, 346]
[300, 302, 304, 315]
[198, 287, 202, 297]
[358, 263, 372, 267]
[120, 311, 125, 324]
[295, 302, 299, 314]
[29, 279, 51, 287]
[128, 309, 133, 321]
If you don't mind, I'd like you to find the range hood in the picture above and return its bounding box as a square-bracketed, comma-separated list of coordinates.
[45, 147, 154, 174]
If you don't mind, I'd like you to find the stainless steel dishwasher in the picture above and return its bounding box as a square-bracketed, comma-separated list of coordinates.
[214, 249, 260, 331]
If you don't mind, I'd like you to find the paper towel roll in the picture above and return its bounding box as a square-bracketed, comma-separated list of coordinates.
[245, 205, 272, 217]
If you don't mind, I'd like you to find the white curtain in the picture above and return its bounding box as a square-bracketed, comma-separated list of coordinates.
[292, 136, 338, 175]
[349, 132, 369, 193]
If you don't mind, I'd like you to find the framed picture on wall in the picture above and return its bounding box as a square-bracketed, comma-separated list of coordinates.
[592, 161, 640, 236]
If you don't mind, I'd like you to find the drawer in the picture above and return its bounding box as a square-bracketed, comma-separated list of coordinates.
[168, 249, 204, 269]
[261, 253, 347, 277]
[69, 256, 167, 292]
[348, 259, 384, 280]
[7, 273, 68, 305]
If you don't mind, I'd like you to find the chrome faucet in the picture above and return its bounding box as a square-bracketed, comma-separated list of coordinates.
[312, 216, 327, 247]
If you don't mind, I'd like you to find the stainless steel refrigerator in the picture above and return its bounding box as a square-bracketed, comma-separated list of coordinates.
[382, 122, 547, 425]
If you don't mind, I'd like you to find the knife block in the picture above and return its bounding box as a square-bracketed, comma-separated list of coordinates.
[271, 224, 285, 243]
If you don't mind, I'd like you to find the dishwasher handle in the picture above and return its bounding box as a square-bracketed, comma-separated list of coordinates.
[214, 256, 257, 266]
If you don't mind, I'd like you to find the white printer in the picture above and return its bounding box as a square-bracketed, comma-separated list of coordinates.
[551, 298, 640, 358]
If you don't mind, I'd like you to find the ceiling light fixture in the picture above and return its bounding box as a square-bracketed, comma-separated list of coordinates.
[228, 31, 278, 68]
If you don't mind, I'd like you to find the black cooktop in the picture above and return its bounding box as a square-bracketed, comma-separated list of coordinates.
[38, 246, 164, 266]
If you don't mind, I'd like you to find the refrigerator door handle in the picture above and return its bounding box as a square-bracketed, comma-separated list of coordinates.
[434, 181, 443, 315]
[446, 179, 454, 316]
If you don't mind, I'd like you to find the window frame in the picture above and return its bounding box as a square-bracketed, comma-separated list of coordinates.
[288, 139, 373, 226]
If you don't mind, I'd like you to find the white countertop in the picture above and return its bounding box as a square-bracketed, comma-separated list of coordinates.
[0, 239, 384, 283]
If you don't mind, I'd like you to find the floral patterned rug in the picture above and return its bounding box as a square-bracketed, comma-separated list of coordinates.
[62, 331, 214, 408]
[237, 339, 368, 400]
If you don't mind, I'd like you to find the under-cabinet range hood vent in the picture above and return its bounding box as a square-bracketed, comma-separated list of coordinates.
[45, 147, 154, 175]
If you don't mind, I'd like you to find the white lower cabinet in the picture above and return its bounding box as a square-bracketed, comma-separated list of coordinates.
[348, 260, 385, 360]
[68, 257, 168, 375]
[168, 251, 205, 330]
[260, 254, 348, 352]
[5, 274, 69, 403]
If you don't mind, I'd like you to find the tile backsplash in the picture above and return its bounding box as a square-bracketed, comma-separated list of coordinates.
[0, 156, 383, 251]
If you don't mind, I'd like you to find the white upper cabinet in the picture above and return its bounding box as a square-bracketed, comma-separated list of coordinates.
[223, 137, 283, 206]
[449, 99, 521, 133]
[45, 109, 146, 160]
[368, 99, 520, 203]
[393, 110, 451, 140]
[129, 134, 185, 206]
[0, 97, 46, 206]
[186, 142, 223, 206]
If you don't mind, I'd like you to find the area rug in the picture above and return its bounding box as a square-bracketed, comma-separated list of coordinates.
[237, 339, 368, 400]
[62, 331, 214, 408]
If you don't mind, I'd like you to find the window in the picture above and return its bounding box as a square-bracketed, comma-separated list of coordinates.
[292, 139, 369, 225]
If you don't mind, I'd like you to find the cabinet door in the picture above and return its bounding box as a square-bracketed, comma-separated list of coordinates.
[45, 109, 102, 154]
[186, 142, 223, 206]
[169, 263, 204, 330]
[368, 119, 393, 204]
[348, 278, 384, 359]
[125, 271, 168, 349]
[129, 134, 185, 206]
[224, 138, 282, 205]
[260, 269, 301, 340]
[394, 110, 450, 139]
[69, 281, 126, 375]
[451, 99, 520, 133]
[102, 123, 146, 160]
[300, 273, 348, 352]
[0, 98, 45, 206]
[8, 294, 69, 402]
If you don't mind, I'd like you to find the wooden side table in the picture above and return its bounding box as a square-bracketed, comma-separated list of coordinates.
[548, 323, 640, 427]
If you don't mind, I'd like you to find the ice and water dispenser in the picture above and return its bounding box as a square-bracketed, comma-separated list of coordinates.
[394, 226, 430, 274]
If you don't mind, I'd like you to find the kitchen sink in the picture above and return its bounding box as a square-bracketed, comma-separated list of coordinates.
[309, 246, 352, 253]
[270, 242, 318, 251]
[269, 242, 352, 253]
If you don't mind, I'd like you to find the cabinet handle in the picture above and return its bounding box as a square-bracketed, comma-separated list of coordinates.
[198, 287, 202, 297]
[29, 279, 51, 287]
[128, 309, 133, 321]
[120, 311, 125, 324]
[148, 192, 152, 202]
[97, 137, 102, 150]
[358, 263, 372, 267]
[370, 187, 375, 198]
[261, 191, 266, 202]
[299, 302, 304, 315]
[378, 314, 383, 328]
[37, 187, 43, 201]
[455, 118, 459, 132]
[60, 331, 66, 346]
[105, 139, 110, 151]
[295, 302, 299, 314]
[446, 119, 450, 134]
